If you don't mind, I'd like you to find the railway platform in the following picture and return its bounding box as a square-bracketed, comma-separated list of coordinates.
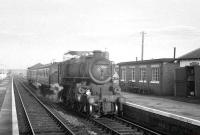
[122, 91, 200, 134]
[0, 77, 19, 135]
[122, 92, 200, 122]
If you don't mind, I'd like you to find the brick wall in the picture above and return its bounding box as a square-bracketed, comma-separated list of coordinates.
[120, 64, 161, 95]
[119, 61, 179, 96]
[162, 63, 179, 95]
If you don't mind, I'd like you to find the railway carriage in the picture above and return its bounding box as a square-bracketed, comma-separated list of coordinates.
[27, 63, 59, 89]
[27, 50, 124, 116]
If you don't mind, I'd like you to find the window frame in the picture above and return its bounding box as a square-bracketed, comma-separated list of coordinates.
[139, 67, 146, 83]
[129, 66, 135, 82]
[151, 67, 160, 83]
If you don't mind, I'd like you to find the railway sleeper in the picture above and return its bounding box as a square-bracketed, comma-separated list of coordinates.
[120, 133, 143, 135]
[96, 122, 127, 128]
[37, 133, 66, 135]
[112, 127, 134, 130]
[35, 132, 66, 134]
[33, 128, 64, 133]
[31, 124, 62, 129]
[30, 122, 60, 127]
[117, 129, 140, 133]
[28, 113, 50, 117]
[29, 119, 58, 124]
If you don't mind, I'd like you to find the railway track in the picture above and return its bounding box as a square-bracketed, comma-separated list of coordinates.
[97, 115, 163, 135]
[16, 78, 105, 135]
[14, 79, 32, 135]
[19, 78, 163, 135]
[13, 79, 76, 135]
[85, 115, 162, 135]
[47, 102, 110, 135]
[58, 103, 162, 135]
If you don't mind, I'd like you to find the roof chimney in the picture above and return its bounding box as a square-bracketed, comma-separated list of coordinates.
[174, 47, 176, 59]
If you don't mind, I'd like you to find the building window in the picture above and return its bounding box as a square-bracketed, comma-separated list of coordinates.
[130, 67, 135, 82]
[139, 68, 146, 82]
[151, 67, 160, 83]
[121, 67, 126, 81]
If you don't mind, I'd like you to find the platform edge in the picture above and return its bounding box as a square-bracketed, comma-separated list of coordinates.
[126, 101, 200, 127]
[12, 77, 19, 135]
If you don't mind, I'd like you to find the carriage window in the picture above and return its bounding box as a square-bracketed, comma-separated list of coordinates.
[44, 69, 47, 77]
[43, 69, 45, 77]
[46, 69, 49, 77]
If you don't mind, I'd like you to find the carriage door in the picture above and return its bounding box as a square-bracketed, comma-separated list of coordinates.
[174, 67, 187, 96]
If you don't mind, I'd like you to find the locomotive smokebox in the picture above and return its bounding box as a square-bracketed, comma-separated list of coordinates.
[61, 50, 112, 84]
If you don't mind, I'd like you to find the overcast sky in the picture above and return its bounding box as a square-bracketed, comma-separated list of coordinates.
[1, 0, 200, 69]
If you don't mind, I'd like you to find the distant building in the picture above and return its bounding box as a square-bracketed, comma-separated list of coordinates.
[118, 58, 179, 96]
[11, 69, 27, 77]
[0, 64, 7, 80]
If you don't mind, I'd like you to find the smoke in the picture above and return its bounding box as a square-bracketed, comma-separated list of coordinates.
[45, 83, 63, 102]
[32, 83, 63, 102]
[35, 88, 42, 97]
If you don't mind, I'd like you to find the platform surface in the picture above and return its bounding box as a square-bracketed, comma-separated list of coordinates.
[0, 82, 7, 111]
[0, 77, 19, 135]
[122, 92, 200, 126]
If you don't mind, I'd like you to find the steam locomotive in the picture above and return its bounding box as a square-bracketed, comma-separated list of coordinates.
[27, 50, 124, 116]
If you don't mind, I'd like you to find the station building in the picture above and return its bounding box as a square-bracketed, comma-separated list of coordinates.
[175, 48, 200, 97]
[118, 58, 179, 96]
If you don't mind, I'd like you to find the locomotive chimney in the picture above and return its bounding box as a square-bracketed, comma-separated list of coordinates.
[103, 51, 109, 59]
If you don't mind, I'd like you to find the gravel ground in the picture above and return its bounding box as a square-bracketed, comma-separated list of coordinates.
[51, 103, 105, 135]
[42, 99, 108, 135]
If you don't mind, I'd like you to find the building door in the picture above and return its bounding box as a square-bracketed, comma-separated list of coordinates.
[186, 66, 195, 96]
[175, 68, 187, 96]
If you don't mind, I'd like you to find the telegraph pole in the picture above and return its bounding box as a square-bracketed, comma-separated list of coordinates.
[141, 31, 146, 61]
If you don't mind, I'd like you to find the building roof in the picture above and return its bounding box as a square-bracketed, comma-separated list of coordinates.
[28, 62, 60, 70]
[28, 63, 43, 69]
[178, 48, 200, 60]
[118, 58, 174, 66]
